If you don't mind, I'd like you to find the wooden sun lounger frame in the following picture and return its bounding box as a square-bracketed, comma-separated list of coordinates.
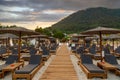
[50, 50, 56, 55]
[115, 69, 120, 76]
[13, 62, 44, 80]
[0, 72, 3, 78]
[0, 52, 10, 59]
[78, 61, 107, 79]
[114, 53, 120, 58]
[42, 54, 51, 61]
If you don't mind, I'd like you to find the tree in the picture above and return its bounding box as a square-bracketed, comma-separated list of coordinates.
[53, 31, 65, 39]
[35, 26, 44, 34]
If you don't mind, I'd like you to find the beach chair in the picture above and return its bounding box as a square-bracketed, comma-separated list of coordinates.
[50, 44, 57, 54]
[0, 55, 18, 78]
[104, 54, 120, 75]
[103, 47, 111, 54]
[0, 46, 9, 59]
[76, 46, 84, 58]
[29, 48, 37, 55]
[13, 55, 44, 80]
[88, 46, 101, 60]
[78, 54, 107, 79]
[42, 46, 50, 61]
[114, 46, 120, 57]
[22, 48, 37, 61]
[11, 48, 18, 55]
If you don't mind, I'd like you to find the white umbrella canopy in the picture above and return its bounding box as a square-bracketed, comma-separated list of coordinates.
[0, 27, 40, 62]
[81, 26, 120, 61]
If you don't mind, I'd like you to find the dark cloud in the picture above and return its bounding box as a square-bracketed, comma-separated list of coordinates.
[0, 0, 120, 23]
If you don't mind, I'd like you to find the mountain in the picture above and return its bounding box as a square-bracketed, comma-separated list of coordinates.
[49, 7, 120, 34]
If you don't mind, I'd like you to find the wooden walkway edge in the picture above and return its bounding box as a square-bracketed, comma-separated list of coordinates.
[40, 43, 78, 80]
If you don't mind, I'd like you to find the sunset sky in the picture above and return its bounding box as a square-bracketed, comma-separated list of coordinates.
[0, 0, 120, 30]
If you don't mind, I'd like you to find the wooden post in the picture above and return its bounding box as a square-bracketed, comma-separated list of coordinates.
[99, 32, 102, 62]
[18, 32, 21, 62]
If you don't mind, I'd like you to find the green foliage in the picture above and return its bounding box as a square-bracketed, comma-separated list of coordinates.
[35, 26, 65, 39]
[43, 29, 52, 36]
[53, 31, 65, 39]
[48, 7, 120, 34]
[35, 26, 44, 34]
[0, 24, 17, 28]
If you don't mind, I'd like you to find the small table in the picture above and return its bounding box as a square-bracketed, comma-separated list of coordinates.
[2, 62, 24, 78]
[97, 62, 117, 71]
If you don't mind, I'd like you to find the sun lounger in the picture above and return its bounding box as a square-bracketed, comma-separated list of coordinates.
[13, 55, 44, 80]
[11, 48, 18, 55]
[29, 48, 37, 55]
[104, 54, 120, 75]
[114, 46, 120, 57]
[50, 44, 57, 54]
[103, 47, 111, 54]
[0, 55, 18, 78]
[88, 46, 101, 60]
[22, 48, 37, 61]
[0, 46, 9, 59]
[75, 46, 84, 58]
[42, 46, 50, 61]
[78, 54, 107, 79]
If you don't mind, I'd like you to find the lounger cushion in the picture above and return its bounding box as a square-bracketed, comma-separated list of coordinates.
[83, 64, 104, 73]
[81, 55, 93, 64]
[104, 55, 118, 65]
[89, 45, 96, 54]
[42, 48, 50, 55]
[29, 55, 41, 65]
[115, 46, 120, 53]
[29, 48, 37, 55]
[15, 64, 38, 74]
[103, 47, 110, 54]
[5, 55, 18, 64]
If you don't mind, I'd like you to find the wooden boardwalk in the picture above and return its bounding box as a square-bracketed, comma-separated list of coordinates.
[40, 44, 78, 80]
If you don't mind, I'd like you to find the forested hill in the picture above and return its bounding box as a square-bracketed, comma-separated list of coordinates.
[49, 7, 120, 33]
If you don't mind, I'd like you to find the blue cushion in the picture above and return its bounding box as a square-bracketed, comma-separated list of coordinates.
[5, 55, 18, 64]
[115, 46, 120, 54]
[86, 43, 90, 48]
[15, 64, 38, 74]
[42, 48, 49, 55]
[104, 54, 118, 65]
[83, 64, 105, 73]
[76, 46, 84, 54]
[103, 47, 110, 54]
[29, 48, 37, 55]
[89, 47, 96, 54]
[81, 55, 93, 64]
[11, 49, 18, 54]
[0, 47, 7, 54]
[29, 55, 42, 65]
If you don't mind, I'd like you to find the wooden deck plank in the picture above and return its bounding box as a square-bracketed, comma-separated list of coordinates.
[39, 44, 78, 80]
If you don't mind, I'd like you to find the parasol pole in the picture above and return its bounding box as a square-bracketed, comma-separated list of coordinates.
[99, 31, 102, 62]
[18, 32, 21, 62]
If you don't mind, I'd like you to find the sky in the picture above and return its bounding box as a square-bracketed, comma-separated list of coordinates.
[0, 0, 120, 30]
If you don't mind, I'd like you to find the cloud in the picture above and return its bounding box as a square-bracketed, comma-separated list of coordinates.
[0, 0, 120, 28]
